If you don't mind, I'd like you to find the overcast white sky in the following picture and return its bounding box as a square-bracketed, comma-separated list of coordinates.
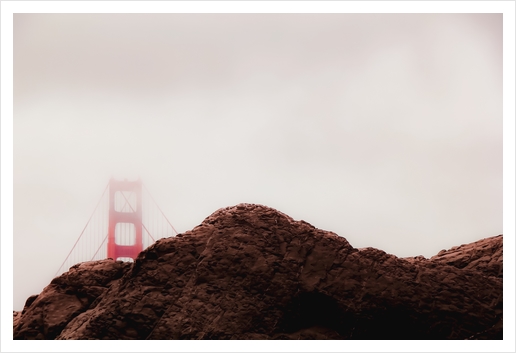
[9, 12, 504, 312]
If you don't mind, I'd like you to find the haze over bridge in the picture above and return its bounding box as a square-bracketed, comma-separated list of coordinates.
[55, 178, 178, 277]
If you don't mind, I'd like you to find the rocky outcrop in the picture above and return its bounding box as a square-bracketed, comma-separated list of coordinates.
[429, 235, 503, 278]
[14, 204, 503, 339]
[14, 260, 130, 339]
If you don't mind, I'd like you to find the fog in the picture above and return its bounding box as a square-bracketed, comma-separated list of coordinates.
[12, 13, 502, 311]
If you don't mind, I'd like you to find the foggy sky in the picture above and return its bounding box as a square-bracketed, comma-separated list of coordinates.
[12, 13, 502, 312]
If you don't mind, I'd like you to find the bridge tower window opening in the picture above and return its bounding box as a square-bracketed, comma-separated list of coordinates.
[115, 222, 136, 246]
[116, 257, 134, 262]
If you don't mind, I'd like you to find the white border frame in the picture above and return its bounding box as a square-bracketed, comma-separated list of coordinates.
[2, 1, 514, 352]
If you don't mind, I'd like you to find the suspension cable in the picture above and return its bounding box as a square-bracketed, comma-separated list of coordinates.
[142, 183, 179, 235]
[90, 233, 109, 261]
[54, 181, 109, 277]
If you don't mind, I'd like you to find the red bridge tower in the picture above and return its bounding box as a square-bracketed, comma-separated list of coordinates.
[107, 178, 143, 260]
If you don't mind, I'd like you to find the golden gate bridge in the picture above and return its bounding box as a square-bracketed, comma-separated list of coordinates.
[55, 178, 178, 277]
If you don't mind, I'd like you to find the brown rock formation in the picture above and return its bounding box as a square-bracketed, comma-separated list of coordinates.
[429, 235, 503, 278]
[14, 204, 503, 340]
[13, 311, 22, 330]
[14, 260, 130, 339]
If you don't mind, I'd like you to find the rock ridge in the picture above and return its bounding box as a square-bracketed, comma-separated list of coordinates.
[14, 203, 503, 340]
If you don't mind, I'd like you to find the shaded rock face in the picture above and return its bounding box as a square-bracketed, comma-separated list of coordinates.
[14, 204, 503, 340]
[14, 260, 130, 339]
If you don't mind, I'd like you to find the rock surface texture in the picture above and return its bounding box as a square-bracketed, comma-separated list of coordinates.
[14, 204, 503, 340]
